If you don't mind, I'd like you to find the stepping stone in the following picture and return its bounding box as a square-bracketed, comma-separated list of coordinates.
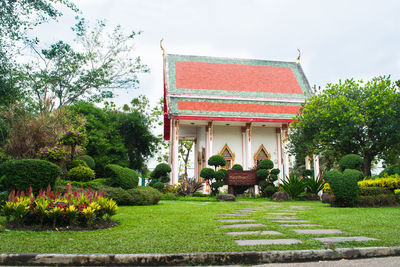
[265, 212, 297, 215]
[264, 216, 298, 219]
[235, 239, 302, 246]
[272, 220, 310, 223]
[313, 236, 377, 243]
[219, 223, 264, 229]
[215, 219, 256, 222]
[226, 230, 282, 236]
[236, 210, 257, 212]
[293, 229, 344, 234]
[219, 214, 250, 216]
[280, 224, 322, 227]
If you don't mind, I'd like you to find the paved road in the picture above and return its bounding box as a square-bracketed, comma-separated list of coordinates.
[252, 256, 400, 267]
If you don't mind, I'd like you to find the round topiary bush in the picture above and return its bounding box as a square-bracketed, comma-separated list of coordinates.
[270, 168, 281, 175]
[68, 165, 95, 182]
[325, 169, 359, 207]
[256, 169, 269, 179]
[78, 155, 96, 170]
[101, 186, 134, 205]
[105, 164, 139, 190]
[215, 169, 227, 180]
[200, 168, 215, 179]
[339, 154, 363, 171]
[150, 163, 171, 179]
[0, 159, 61, 193]
[208, 155, 226, 170]
[258, 159, 274, 170]
[232, 164, 243, 171]
[67, 159, 88, 170]
[151, 181, 165, 192]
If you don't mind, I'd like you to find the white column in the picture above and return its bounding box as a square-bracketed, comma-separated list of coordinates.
[313, 154, 320, 178]
[170, 119, 179, 185]
[282, 126, 290, 179]
[305, 156, 312, 170]
[241, 128, 247, 168]
[245, 123, 252, 170]
[276, 128, 283, 182]
[206, 122, 213, 167]
[194, 139, 199, 181]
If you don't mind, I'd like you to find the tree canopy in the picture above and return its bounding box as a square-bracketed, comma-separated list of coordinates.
[288, 76, 400, 177]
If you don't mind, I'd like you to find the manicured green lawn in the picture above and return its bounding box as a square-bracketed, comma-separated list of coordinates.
[0, 200, 399, 253]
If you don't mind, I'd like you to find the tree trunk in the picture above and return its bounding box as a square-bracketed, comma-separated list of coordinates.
[363, 155, 373, 178]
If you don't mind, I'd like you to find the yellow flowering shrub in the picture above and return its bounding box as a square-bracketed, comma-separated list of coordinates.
[358, 174, 400, 190]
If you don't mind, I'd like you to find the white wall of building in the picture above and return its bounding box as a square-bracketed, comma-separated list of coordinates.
[252, 127, 278, 168]
[212, 126, 243, 167]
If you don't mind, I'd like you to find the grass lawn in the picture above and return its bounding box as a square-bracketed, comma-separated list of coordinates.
[0, 200, 399, 253]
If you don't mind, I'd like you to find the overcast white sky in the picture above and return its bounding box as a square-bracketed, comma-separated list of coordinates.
[33, 0, 400, 107]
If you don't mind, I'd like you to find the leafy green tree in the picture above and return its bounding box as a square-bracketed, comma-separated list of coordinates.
[69, 102, 157, 177]
[288, 76, 400, 177]
[0, 0, 77, 108]
[21, 18, 148, 113]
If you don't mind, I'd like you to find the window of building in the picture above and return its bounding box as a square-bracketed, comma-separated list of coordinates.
[219, 144, 235, 170]
[254, 144, 271, 167]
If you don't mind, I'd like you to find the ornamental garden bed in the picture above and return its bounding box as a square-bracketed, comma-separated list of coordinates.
[2, 185, 118, 231]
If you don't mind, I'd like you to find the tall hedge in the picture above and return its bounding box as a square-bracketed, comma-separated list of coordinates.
[105, 164, 139, 189]
[0, 159, 61, 193]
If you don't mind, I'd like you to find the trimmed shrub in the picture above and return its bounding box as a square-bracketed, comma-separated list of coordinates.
[0, 159, 61, 193]
[231, 164, 243, 171]
[359, 186, 392, 196]
[150, 163, 171, 179]
[162, 193, 176, 200]
[200, 168, 215, 179]
[256, 169, 269, 180]
[357, 194, 398, 207]
[56, 179, 107, 189]
[258, 159, 274, 170]
[271, 168, 280, 175]
[67, 160, 88, 170]
[151, 181, 165, 192]
[128, 187, 162, 205]
[68, 166, 95, 182]
[258, 181, 278, 198]
[358, 174, 400, 190]
[105, 164, 139, 190]
[339, 154, 363, 171]
[344, 169, 364, 181]
[326, 169, 359, 207]
[101, 186, 135, 205]
[78, 155, 96, 170]
[207, 155, 226, 169]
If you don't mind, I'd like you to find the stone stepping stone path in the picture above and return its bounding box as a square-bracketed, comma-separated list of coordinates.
[227, 230, 282, 236]
[265, 212, 297, 215]
[235, 238, 302, 246]
[313, 236, 377, 243]
[219, 213, 250, 216]
[280, 224, 323, 227]
[271, 220, 310, 223]
[215, 219, 256, 222]
[293, 229, 344, 234]
[219, 223, 265, 229]
[264, 216, 298, 219]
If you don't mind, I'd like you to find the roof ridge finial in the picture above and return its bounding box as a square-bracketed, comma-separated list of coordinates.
[296, 48, 301, 64]
[160, 38, 166, 56]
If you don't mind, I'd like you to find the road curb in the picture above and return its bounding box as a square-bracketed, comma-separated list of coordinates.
[1, 246, 400, 266]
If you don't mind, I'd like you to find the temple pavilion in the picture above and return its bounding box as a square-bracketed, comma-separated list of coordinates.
[162, 53, 318, 185]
